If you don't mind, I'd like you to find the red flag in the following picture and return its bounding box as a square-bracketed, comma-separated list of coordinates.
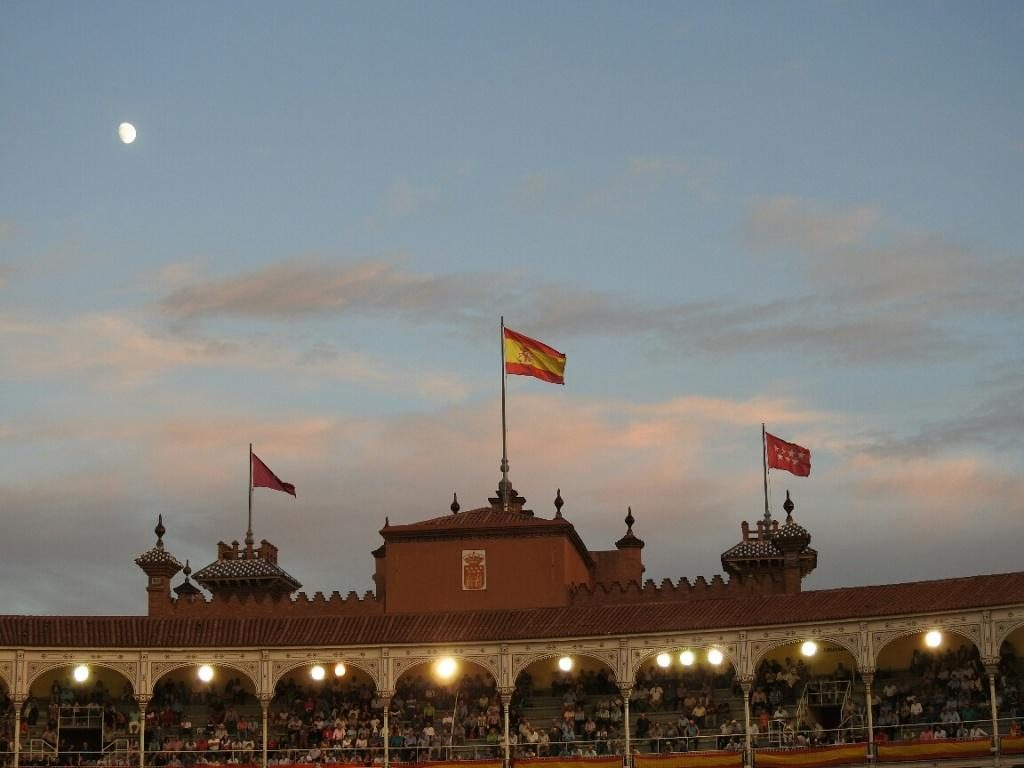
[766, 433, 811, 477]
[251, 453, 296, 497]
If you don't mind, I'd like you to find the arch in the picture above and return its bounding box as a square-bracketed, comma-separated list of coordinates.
[513, 650, 618, 686]
[393, 656, 497, 691]
[750, 637, 860, 671]
[873, 626, 981, 670]
[996, 620, 1024, 653]
[150, 660, 258, 697]
[26, 661, 136, 695]
[271, 657, 380, 692]
[632, 644, 737, 678]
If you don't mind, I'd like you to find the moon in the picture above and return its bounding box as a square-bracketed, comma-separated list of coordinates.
[118, 122, 137, 144]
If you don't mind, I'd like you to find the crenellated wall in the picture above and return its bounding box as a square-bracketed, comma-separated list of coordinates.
[163, 589, 385, 617]
[569, 571, 785, 605]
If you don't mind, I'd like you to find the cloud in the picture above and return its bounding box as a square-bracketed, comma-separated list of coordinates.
[0, 264, 15, 288]
[511, 155, 714, 214]
[745, 196, 880, 252]
[0, 309, 472, 400]
[158, 260, 510, 323]
[386, 180, 440, 218]
[3, 385, 1021, 615]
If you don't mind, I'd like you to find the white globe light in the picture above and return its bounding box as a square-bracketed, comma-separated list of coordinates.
[436, 656, 457, 680]
[118, 122, 136, 144]
[679, 651, 695, 667]
[73, 665, 89, 683]
[334, 663, 346, 677]
[925, 631, 943, 648]
[707, 649, 724, 666]
[310, 665, 325, 681]
[801, 641, 818, 657]
[558, 656, 574, 672]
[198, 665, 214, 683]
[656, 653, 671, 668]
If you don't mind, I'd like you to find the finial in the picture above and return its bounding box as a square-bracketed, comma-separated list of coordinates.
[625, 507, 635, 534]
[154, 515, 166, 549]
[451, 493, 460, 515]
[384, 516, 390, 528]
[183, 560, 192, 581]
[783, 490, 794, 522]
[244, 527, 254, 549]
[554, 489, 564, 519]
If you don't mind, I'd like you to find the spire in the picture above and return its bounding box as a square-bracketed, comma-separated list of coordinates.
[554, 489, 564, 519]
[154, 514, 166, 550]
[615, 506, 645, 549]
[451, 493, 461, 515]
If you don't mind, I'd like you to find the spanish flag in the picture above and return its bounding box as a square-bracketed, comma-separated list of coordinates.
[503, 327, 566, 384]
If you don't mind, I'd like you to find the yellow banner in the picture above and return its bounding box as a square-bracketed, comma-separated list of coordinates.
[635, 751, 744, 768]
[755, 745, 866, 768]
[515, 758, 621, 768]
[1000, 735, 1024, 754]
[876, 737, 990, 762]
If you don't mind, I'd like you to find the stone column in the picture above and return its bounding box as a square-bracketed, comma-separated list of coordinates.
[860, 671, 874, 754]
[380, 692, 392, 768]
[260, 695, 272, 768]
[12, 697, 22, 768]
[738, 675, 754, 767]
[499, 686, 515, 768]
[619, 683, 633, 768]
[136, 695, 150, 768]
[985, 661, 1001, 766]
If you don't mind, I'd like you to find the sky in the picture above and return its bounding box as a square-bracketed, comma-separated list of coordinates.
[1, 2, 1022, 616]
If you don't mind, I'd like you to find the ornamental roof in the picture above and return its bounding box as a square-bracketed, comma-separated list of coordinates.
[720, 539, 782, 559]
[382, 507, 570, 535]
[134, 547, 184, 569]
[4, 570, 1024, 648]
[191, 557, 301, 590]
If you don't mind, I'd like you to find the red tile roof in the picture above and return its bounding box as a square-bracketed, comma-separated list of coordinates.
[2, 571, 1024, 648]
[382, 507, 571, 534]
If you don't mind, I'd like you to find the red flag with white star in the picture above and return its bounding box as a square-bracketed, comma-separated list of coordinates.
[765, 433, 811, 477]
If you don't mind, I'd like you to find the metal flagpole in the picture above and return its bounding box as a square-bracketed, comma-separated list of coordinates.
[247, 443, 254, 549]
[500, 317, 509, 513]
[762, 424, 770, 524]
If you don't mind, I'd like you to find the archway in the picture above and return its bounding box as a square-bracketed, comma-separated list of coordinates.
[0, 676, 11, 765]
[27, 663, 137, 766]
[752, 639, 860, 747]
[391, 657, 497, 762]
[269, 660, 380, 764]
[874, 629, 988, 741]
[148, 663, 259, 766]
[513, 652, 618, 758]
[630, 646, 740, 754]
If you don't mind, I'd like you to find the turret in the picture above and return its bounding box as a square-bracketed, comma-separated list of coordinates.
[134, 515, 183, 616]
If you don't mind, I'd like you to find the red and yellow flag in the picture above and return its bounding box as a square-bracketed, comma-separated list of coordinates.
[503, 327, 566, 384]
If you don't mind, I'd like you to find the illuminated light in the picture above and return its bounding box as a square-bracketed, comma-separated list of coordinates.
[436, 656, 457, 680]
[801, 641, 818, 657]
[334, 663, 346, 677]
[198, 665, 214, 683]
[679, 651, 695, 667]
[558, 656, 574, 672]
[707, 648, 724, 666]
[311, 665, 326, 681]
[656, 653, 671, 668]
[925, 631, 943, 648]
[73, 665, 89, 683]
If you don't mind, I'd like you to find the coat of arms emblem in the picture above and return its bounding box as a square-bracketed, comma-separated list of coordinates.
[462, 549, 486, 590]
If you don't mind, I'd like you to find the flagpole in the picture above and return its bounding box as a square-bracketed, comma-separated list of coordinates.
[500, 317, 509, 513]
[247, 442, 254, 549]
[762, 424, 770, 525]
